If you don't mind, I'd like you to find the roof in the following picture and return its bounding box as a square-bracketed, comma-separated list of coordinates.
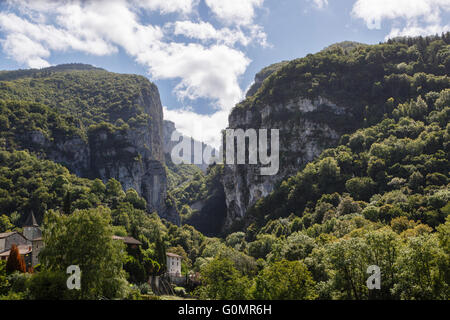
[0, 245, 32, 257]
[112, 235, 142, 245]
[0, 232, 29, 243]
[0, 232, 16, 239]
[166, 252, 182, 259]
[23, 211, 38, 227]
[123, 236, 142, 245]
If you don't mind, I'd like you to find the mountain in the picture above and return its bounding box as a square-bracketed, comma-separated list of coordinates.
[0, 35, 448, 301]
[163, 119, 214, 172]
[245, 61, 289, 98]
[223, 34, 450, 230]
[0, 64, 170, 221]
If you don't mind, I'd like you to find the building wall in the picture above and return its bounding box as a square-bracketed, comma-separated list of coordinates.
[0, 238, 5, 252]
[23, 227, 42, 241]
[167, 256, 181, 276]
[32, 240, 43, 266]
[5, 233, 29, 250]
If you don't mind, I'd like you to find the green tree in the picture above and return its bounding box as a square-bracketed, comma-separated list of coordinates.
[153, 230, 167, 275]
[252, 260, 317, 300]
[345, 177, 377, 201]
[199, 257, 250, 300]
[325, 238, 370, 299]
[39, 207, 129, 299]
[62, 190, 72, 215]
[392, 234, 449, 299]
[0, 214, 13, 232]
[0, 260, 8, 295]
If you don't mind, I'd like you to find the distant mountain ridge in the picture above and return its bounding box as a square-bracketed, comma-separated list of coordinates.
[0, 63, 105, 81]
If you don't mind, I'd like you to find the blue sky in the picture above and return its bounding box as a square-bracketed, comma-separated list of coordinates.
[0, 0, 449, 147]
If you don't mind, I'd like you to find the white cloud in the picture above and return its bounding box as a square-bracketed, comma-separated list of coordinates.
[170, 21, 248, 46]
[205, 0, 264, 26]
[137, 0, 198, 15]
[387, 22, 450, 39]
[311, 0, 329, 9]
[169, 20, 268, 47]
[164, 107, 229, 148]
[352, 0, 450, 38]
[0, 0, 267, 146]
[138, 43, 250, 110]
[2, 33, 50, 68]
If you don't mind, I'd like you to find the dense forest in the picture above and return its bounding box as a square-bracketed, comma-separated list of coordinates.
[0, 34, 449, 300]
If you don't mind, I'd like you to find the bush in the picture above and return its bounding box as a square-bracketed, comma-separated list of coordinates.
[28, 270, 72, 300]
[137, 282, 152, 295]
[174, 286, 187, 297]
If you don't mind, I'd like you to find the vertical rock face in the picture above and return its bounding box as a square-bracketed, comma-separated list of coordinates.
[87, 88, 166, 216]
[223, 95, 354, 227]
[84, 82, 168, 217]
[163, 120, 178, 155]
[162, 119, 213, 172]
[20, 70, 169, 220]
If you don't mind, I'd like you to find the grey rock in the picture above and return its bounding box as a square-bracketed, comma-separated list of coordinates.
[223, 95, 354, 227]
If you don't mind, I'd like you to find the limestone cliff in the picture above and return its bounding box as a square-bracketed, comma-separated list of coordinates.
[163, 119, 214, 172]
[0, 64, 169, 220]
[87, 83, 167, 216]
[223, 59, 359, 227]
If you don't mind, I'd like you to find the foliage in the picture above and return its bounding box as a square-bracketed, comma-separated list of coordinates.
[197, 257, 250, 300]
[39, 207, 129, 299]
[252, 260, 317, 300]
[5, 245, 26, 274]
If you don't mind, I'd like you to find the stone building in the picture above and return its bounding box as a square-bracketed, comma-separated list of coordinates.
[0, 212, 43, 267]
[23, 211, 42, 242]
[0, 232, 31, 262]
[166, 252, 182, 277]
[22, 212, 43, 267]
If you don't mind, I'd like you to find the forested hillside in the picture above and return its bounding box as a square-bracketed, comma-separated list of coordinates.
[156, 35, 449, 300]
[0, 35, 448, 300]
[223, 34, 450, 227]
[0, 64, 168, 219]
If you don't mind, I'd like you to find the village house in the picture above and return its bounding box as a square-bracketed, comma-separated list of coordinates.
[0, 233, 31, 262]
[0, 212, 42, 267]
[166, 252, 182, 277]
[1, 211, 144, 270]
[112, 235, 142, 249]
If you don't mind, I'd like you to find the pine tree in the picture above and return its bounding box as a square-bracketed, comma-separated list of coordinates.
[5, 244, 26, 274]
[63, 190, 72, 215]
[154, 231, 166, 275]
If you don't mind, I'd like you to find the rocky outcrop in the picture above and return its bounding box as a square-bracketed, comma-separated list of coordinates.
[245, 61, 288, 98]
[25, 77, 169, 220]
[223, 95, 355, 227]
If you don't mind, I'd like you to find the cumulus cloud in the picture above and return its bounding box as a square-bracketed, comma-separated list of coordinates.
[2, 33, 50, 68]
[352, 0, 450, 39]
[139, 43, 250, 110]
[137, 0, 198, 15]
[205, 0, 264, 26]
[164, 107, 229, 148]
[169, 20, 268, 47]
[171, 21, 248, 46]
[311, 0, 329, 9]
[0, 0, 268, 146]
